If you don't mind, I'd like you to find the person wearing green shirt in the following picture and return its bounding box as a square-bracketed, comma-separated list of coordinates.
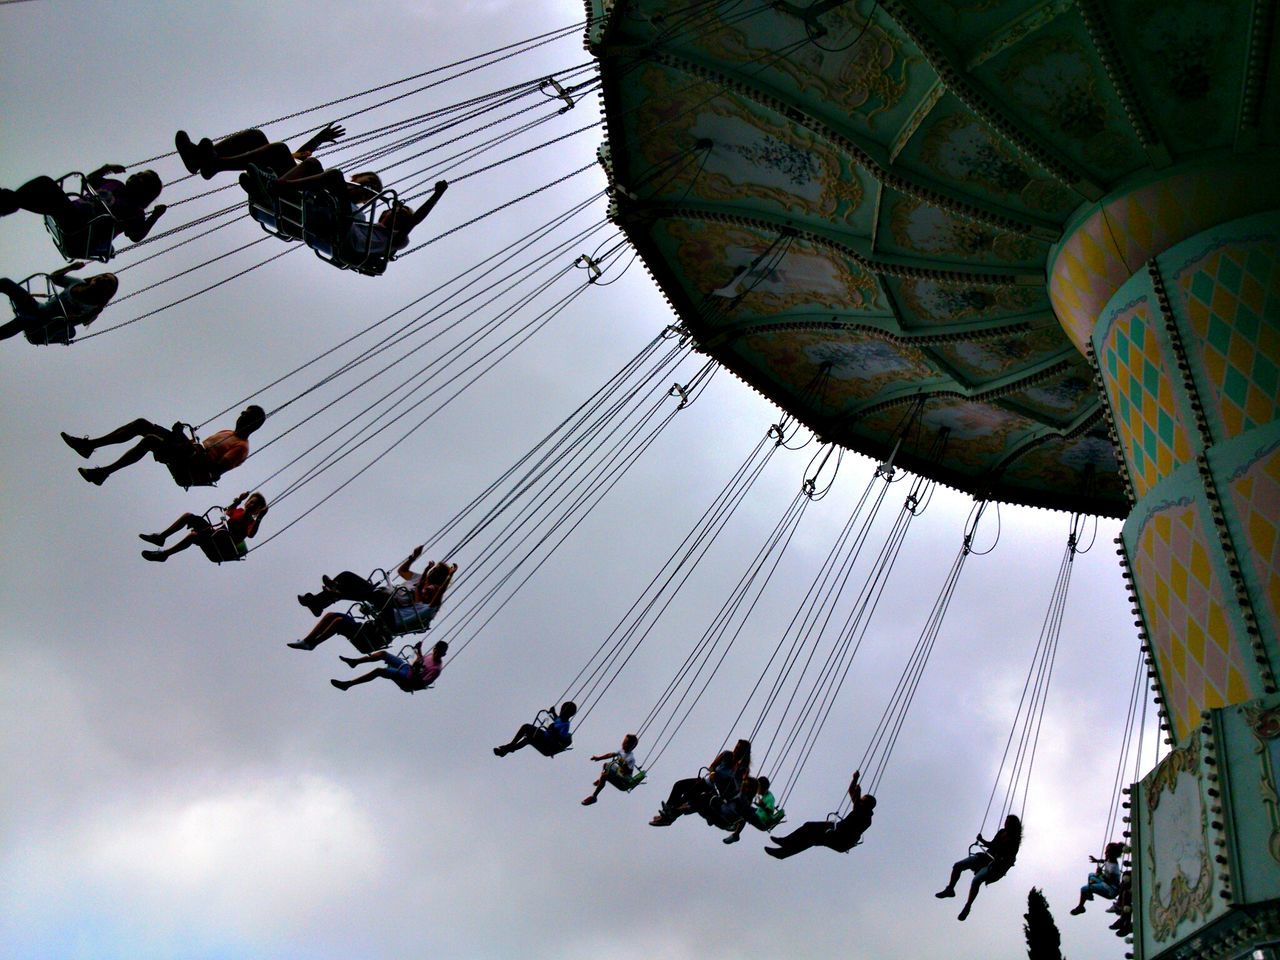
[724, 776, 781, 844]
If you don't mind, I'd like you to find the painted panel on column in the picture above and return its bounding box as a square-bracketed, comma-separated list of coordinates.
[1224, 435, 1280, 642]
[1130, 493, 1252, 741]
[1137, 733, 1222, 954]
[1228, 697, 1280, 903]
[1168, 229, 1280, 442]
[1096, 293, 1193, 498]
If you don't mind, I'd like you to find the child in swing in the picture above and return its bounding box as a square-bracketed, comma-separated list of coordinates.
[582, 733, 640, 805]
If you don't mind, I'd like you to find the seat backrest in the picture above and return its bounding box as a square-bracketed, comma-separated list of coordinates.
[44, 173, 116, 262]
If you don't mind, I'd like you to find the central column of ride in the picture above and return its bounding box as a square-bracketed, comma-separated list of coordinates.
[1049, 154, 1280, 960]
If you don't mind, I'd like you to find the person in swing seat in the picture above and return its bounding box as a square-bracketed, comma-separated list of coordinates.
[764, 770, 874, 858]
[704, 774, 758, 833]
[582, 733, 640, 805]
[61, 404, 266, 488]
[935, 813, 1023, 921]
[1070, 841, 1125, 916]
[139, 491, 268, 563]
[332, 639, 446, 694]
[0, 263, 118, 344]
[1, 165, 167, 255]
[175, 124, 379, 235]
[337, 185, 448, 266]
[175, 124, 346, 183]
[493, 701, 576, 757]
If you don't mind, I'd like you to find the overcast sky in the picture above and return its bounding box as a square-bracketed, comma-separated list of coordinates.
[1, 3, 1155, 959]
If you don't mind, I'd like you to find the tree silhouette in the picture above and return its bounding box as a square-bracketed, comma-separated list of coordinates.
[1024, 887, 1065, 960]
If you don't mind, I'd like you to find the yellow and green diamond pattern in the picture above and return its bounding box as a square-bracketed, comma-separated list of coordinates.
[1176, 240, 1280, 441]
[1098, 298, 1193, 498]
[1133, 501, 1253, 741]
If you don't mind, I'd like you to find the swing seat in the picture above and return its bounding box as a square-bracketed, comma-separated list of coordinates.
[530, 709, 572, 756]
[243, 166, 306, 242]
[982, 858, 1015, 884]
[43, 173, 118, 262]
[604, 766, 646, 791]
[756, 807, 786, 830]
[306, 187, 402, 277]
[14, 274, 75, 346]
[392, 644, 435, 696]
[158, 422, 220, 490]
[196, 506, 248, 564]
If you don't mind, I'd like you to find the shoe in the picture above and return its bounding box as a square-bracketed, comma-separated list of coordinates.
[287, 640, 313, 650]
[339, 655, 360, 668]
[140, 550, 166, 562]
[330, 679, 348, 691]
[957, 905, 970, 922]
[321, 575, 337, 589]
[935, 889, 955, 899]
[140, 533, 166, 546]
[0, 188, 17, 217]
[78, 466, 106, 485]
[493, 746, 507, 757]
[198, 139, 218, 180]
[1104, 902, 1120, 915]
[1070, 906, 1086, 916]
[764, 846, 783, 858]
[298, 593, 327, 616]
[61, 432, 95, 458]
[722, 834, 740, 844]
[1108, 917, 1124, 931]
[581, 796, 597, 806]
[175, 131, 202, 175]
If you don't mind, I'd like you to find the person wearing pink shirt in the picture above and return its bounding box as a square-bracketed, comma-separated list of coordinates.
[332, 640, 447, 694]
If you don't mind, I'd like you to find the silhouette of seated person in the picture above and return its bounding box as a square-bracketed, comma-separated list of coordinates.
[140, 491, 268, 563]
[332, 640, 446, 694]
[61, 404, 265, 488]
[493, 702, 577, 757]
[298, 543, 431, 616]
[0, 263, 118, 344]
[935, 814, 1022, 921]
[1, 165, 166, 256]
[765, 770, 874, 859]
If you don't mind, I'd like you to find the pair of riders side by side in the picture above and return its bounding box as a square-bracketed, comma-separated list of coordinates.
[62, 404, 266, 489]
[174, 126, 446, 267]
[289, 558, 457, 654]
[649, 738, 755, 832]
[0, 262, 118, 345]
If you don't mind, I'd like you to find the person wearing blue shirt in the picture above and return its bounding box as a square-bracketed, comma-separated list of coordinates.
[493, 702, 577, 757]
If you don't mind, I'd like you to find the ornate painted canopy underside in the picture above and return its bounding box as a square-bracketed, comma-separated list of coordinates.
[588, 0, 1278, 517]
